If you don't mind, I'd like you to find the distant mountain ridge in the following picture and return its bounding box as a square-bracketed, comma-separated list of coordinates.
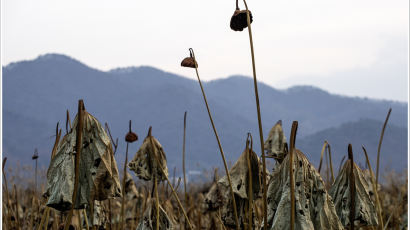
[2, 53, 408, 174]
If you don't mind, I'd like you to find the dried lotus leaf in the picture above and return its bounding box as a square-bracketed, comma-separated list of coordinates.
[264, 120, 287, 161]
[265, 149, 343, 230]
[128, 132, 168, 182]
[329, 160, 378, 228]
[45, 111, 122, 211]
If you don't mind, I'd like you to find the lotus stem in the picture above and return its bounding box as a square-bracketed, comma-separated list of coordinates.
[318, 141, 328, 173]
[362, 146, 383, 230]
[327, 144, 335, 183]
[51, 123, 62, 160]
[289, 121, 298, 230]
[190, 48, 240, 229]
[13, 185, 21, 229]
[376, 108, 391, 185]
[37, 207, 49, 230]
[246, 134, 253, 230]
[148, 130, 194, 230]
[64, 99, 85, 230]
[154, 175, 159, 230]
[44, 207, 50, 230]
[348, 144, 355, 230]
[120, 142, 129, 229]
[2, 158, 12, 227]
[83, 209, 89, 230]
[182, 111, 188, 209]
[241, 1, 268, 228]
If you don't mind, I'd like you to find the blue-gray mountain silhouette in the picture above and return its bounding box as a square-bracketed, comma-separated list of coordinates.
[2, 54, 407, 175]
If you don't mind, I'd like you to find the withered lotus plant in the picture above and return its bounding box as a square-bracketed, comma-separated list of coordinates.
[44, 101, 122, 212]
[264, 120, 288, 163]
[265, 122, 343, 230]
[128, 127, 168, 181]
[205, 134, 260, 229]
[329, 144, 378, 229]
[230, 0, 253, 31]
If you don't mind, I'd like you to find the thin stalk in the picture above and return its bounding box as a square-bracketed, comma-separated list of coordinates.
[44, 208, 50, 230]
[120, 142, 129, 229]
[348, 144, 355, 230]
[182, 111, 188, 209]
[241, 1, 268, 228]
[327, 144, 335, 183]
[76, 210, 81, 230]
[190, 48, 240, 229]
[35, 158, 38, 196]
[64, 99, 85, 230]
[13, 185, 21, 230]
[83, 209, 89, 230]
[288, 121, 298, 230]
[318, 141, 328, 173]
[37, 207, 49, 230]
[362, 146, 383, 229]
[2, 158, 12, 227]
[147, 130, 194, 230]
[51, 122, 62, 160]
[154, 176, 159, 230]
[376, 108, 391, 185]
[246, 134, 253, 230]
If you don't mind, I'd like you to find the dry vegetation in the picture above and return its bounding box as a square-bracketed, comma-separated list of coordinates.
[2, 0, 408, 229]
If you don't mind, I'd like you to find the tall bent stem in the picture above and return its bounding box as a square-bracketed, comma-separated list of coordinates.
[376, 108, 391, 185]
[288, 121, 298, 230]
[242, 1, 268, 228]
[191, 49, 240, 229]
[64, 99, 85, 230]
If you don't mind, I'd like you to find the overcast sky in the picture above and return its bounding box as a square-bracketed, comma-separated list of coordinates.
[2, 0, 408, 102]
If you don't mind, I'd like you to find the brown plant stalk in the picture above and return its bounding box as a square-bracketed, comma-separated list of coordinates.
[189, 48, 240, 229]
[376, 108, 391, 185]
[241, 0, 268, 228]
[288, 121, 298, 230]
[64, 99, 85, 230]
[348, 144, 355, 230]
[147, 128, 194, 230]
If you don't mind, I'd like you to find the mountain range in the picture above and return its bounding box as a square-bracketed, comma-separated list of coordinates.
[2, 54, 408, 177]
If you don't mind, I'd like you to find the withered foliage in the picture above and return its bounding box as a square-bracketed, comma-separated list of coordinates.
[266, 149, 344, 230]
[330, 159, 378, 228]
[44, 111, 121, 211]
[128, 128, 169, 182]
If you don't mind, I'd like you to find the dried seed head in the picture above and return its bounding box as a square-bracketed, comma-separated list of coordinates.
[125, 132, 138, 143]
[32, 148, 39, 160]
[125, 120, 138, 143]
[181, 57, 197, 68]
[230, 9, 253, 32]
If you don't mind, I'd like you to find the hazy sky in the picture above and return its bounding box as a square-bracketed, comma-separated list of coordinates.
[2, 0, 409, 102]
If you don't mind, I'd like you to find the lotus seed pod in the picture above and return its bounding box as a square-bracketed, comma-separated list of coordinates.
[181, 57, 198, 68]
[230, 9, 253, 31]
[125, 131, 138, 143]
